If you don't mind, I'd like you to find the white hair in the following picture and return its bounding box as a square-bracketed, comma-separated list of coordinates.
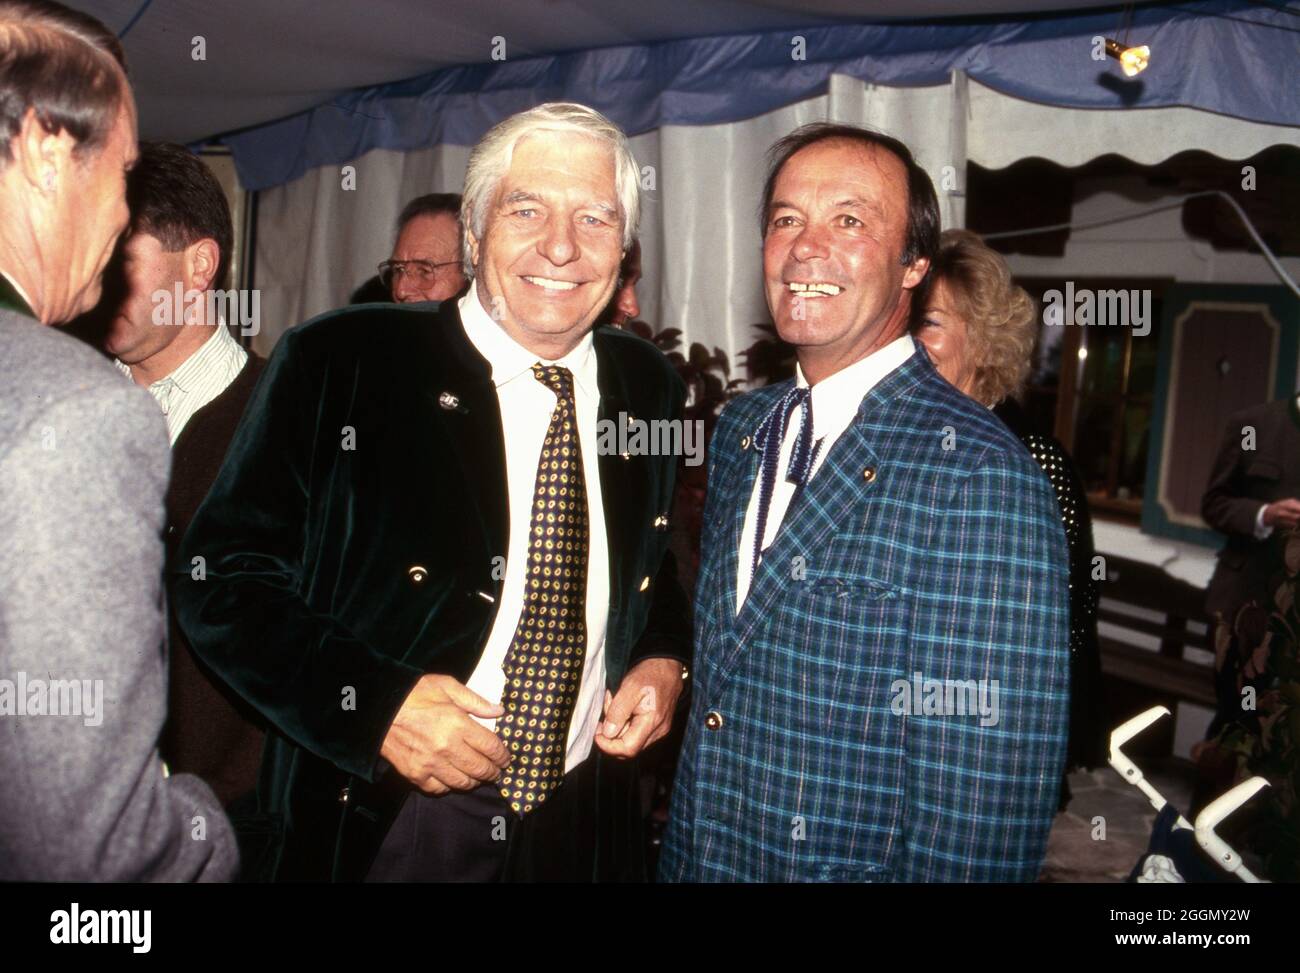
[459, 102, 641, 277]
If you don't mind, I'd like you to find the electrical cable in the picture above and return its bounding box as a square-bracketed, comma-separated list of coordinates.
[980, 189, 1300, 298]
[118, 0, 155, 40]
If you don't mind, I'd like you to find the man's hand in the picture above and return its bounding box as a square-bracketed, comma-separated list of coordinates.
[594, 658, 684, 759]
[1263, 498, 1300, 531]
[380, 674, 510, 794]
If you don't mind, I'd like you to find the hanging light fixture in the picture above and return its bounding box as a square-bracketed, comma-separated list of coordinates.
[1105, 5, 1150, 78]
[1104, 38, 1151, 77]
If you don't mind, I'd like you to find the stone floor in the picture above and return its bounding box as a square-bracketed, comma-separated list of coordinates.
[1039, 763, 1197, 882]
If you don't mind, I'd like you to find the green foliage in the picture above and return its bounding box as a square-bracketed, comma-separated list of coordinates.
[624, 320, 746, 439]
[623, 318, 785, 582]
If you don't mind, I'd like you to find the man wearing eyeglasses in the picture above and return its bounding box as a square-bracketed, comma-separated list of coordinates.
[379, 192, 468, 304]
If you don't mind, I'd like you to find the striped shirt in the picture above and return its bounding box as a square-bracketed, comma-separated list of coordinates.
[115, 324, 248, 446]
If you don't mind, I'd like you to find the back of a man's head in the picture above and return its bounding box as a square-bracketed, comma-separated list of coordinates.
[0, 0, 126, 167]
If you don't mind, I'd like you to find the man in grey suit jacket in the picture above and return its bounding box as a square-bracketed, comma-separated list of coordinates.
[0, 0, 235, 881]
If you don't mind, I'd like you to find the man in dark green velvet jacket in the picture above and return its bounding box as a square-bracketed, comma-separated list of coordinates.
[172, 102, 692, 882]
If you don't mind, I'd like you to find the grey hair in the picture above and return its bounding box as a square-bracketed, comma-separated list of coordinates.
[459, 102, 640, 277]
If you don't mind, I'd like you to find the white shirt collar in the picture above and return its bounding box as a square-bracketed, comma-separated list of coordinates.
[796, 334, 915, 443]
[458, 280, 597, 397]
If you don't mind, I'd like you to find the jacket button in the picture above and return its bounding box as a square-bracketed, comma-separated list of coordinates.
[653, 514, 669, 531]
[741, 435, 751, 450]
[639, 575, 651, 592]
[408, 565, 427, 583]
[705, 711, 723, 730]
[863, 466, 877, 483]
[338, 786, 350, 804]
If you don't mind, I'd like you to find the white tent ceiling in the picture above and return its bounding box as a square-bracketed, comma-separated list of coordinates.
[72, 0, 1136, 144]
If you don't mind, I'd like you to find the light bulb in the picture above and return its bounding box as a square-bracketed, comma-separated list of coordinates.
[1104, 39, 1151, 77]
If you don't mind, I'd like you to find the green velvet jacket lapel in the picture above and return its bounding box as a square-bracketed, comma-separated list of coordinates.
[591, 330, 656, 686]
[0, 272, 35, 318]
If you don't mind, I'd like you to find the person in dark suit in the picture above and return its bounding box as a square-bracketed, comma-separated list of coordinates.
[659, 124, 1070, 883]
[83, 141, 269, 814]
[0, 0, 235, 881]
[1201, 395, 1300, 737]
[172, 102, 691, 882]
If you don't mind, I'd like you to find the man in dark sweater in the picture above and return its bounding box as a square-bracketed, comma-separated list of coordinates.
[93, 141, 267, 813]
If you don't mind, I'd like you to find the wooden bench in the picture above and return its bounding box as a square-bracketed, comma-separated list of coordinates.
[1097, 554, 1217, 713]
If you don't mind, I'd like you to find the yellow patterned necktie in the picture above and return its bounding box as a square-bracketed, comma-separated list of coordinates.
[498, 364, 590, 814]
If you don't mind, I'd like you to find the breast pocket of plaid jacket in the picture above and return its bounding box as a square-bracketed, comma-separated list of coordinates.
[776, 570, 908, 876]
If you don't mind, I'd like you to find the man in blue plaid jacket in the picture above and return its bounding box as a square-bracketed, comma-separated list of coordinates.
[659, 123, 1071, 883]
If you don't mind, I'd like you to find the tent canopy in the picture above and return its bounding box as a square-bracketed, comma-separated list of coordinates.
[79, 0, 1129, 142]
[74, 1, 1300, 189]
[67, 1, 1299, 360]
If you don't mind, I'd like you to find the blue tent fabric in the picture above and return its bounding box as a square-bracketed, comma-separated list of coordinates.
[222, 0, 1300, 191]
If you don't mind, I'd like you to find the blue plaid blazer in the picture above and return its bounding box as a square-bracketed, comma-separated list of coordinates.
[659, 347, 1070, 882]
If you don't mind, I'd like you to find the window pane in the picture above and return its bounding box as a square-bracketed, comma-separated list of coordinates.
[1079, 327, 1127, 399]
[1117, 401, 1152, 501]
[1074, 397, 1117, 493]
[1128, 324, 1160, 393]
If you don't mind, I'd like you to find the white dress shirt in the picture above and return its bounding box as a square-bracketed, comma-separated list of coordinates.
[1253, 504, 1273, 540]
[115, 324, 247, 446]
[458, 283, 610, 772]
[737, 334, 915, 610]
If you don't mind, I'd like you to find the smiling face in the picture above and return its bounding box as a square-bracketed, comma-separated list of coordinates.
[763, 138, 928, 384]
[466, 130, 623, 359]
